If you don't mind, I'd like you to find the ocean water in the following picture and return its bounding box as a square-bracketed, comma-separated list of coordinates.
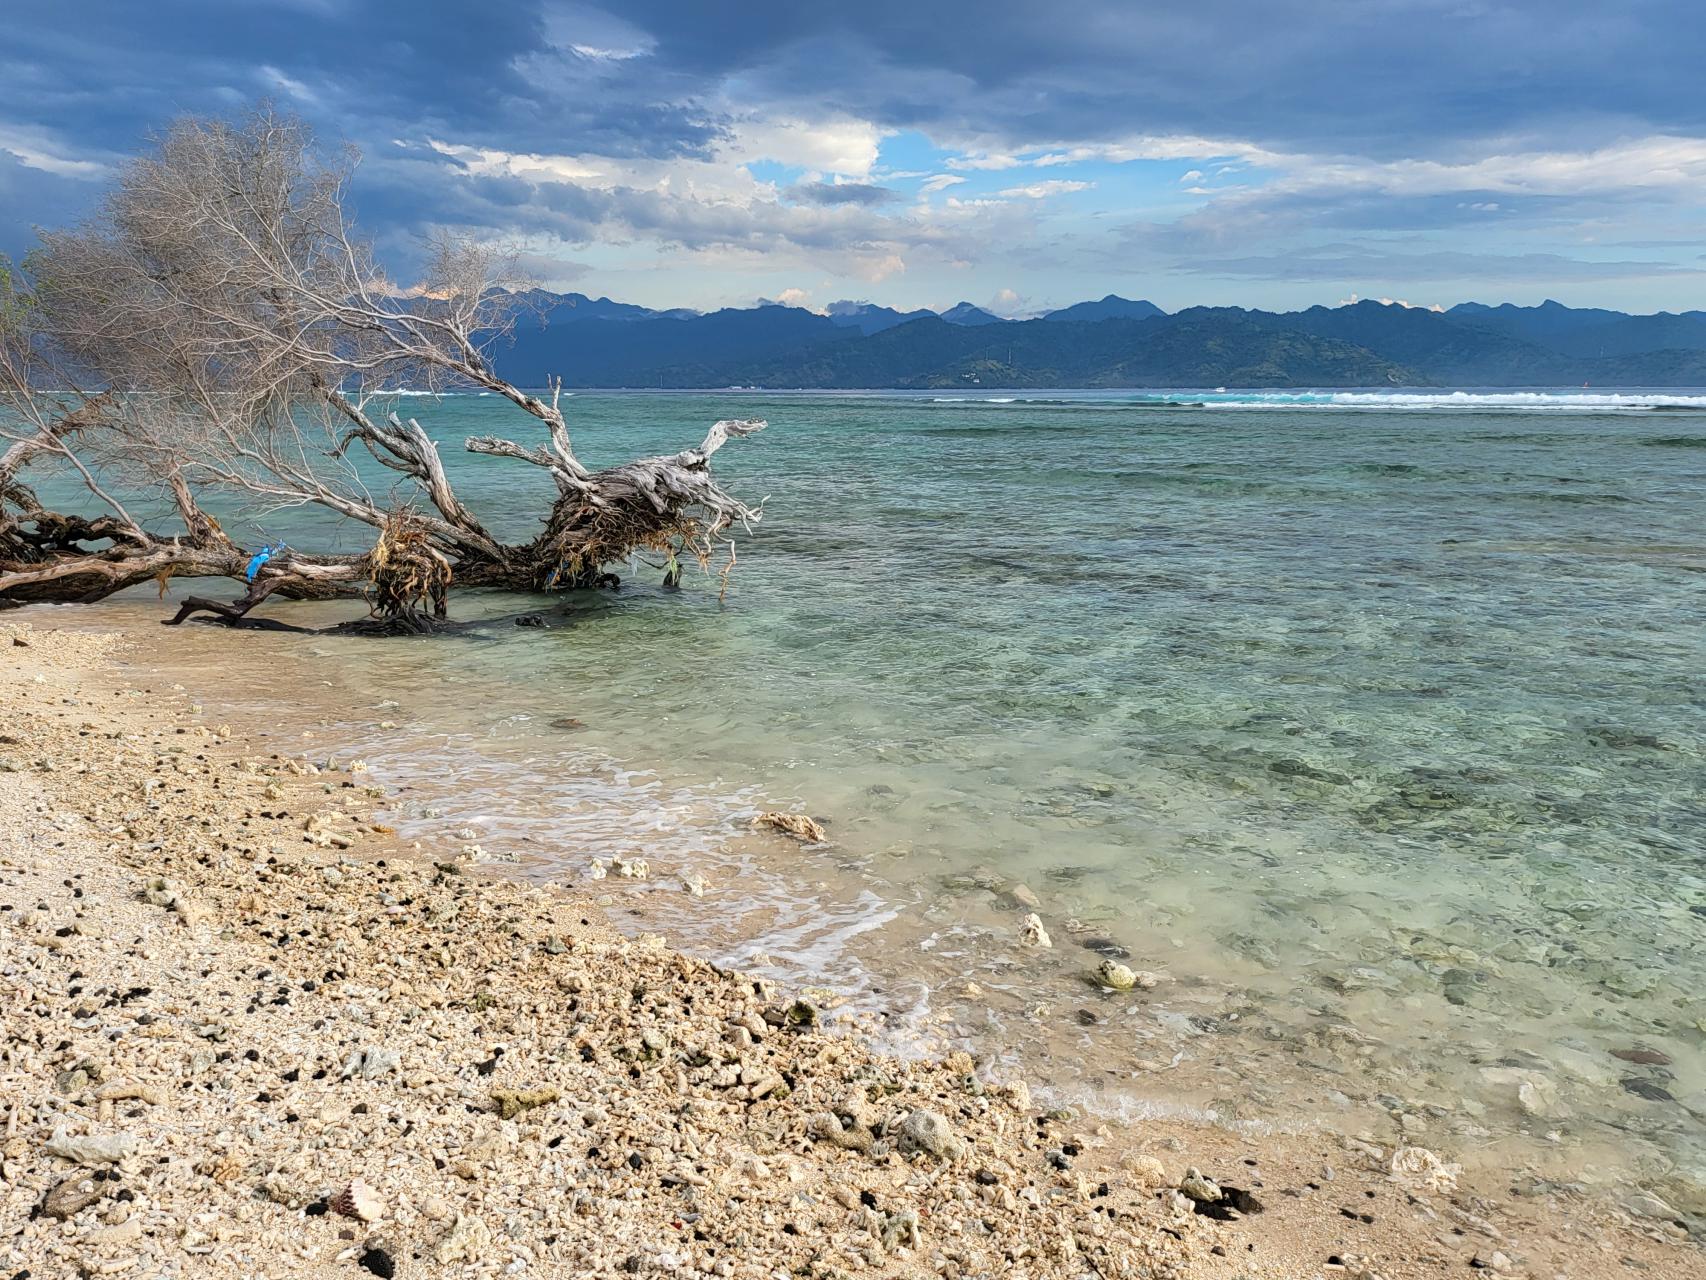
[43, 389, 1706, 1209]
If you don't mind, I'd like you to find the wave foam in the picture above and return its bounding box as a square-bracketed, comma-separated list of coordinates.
[931, 390, 1706, 413]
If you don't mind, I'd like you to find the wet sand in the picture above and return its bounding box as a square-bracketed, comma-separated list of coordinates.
[0, 616, 1697, 1278]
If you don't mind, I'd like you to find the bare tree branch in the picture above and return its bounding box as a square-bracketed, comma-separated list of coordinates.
[1, 106, 766, 625]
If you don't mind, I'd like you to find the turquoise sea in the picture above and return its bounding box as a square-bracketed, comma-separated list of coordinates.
[51, 389, 1706, 1212]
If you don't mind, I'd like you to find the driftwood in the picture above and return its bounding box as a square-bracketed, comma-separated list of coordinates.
[0, 109, 765, 628]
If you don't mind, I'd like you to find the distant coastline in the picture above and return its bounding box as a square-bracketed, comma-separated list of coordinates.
[492, 294, 1706, 390]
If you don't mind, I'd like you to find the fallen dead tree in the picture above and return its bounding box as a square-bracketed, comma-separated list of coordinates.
[0, 110, 763, 630]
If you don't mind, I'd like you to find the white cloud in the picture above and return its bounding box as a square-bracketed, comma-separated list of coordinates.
[538, 2, 655, 61]
[724, 116, 885, 178]
[1179, 169, 1204, 183]
[1334, 293, 1445, 312]
[946, 153, 1023, 171]
[998, 179, 1094, 199]
[0, 122, 109, 179]
[258, 64, 322, 107]
[919, 174, 967, 195]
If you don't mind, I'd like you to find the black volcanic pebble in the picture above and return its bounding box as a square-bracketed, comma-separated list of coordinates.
[358, 1247, 395, 1278]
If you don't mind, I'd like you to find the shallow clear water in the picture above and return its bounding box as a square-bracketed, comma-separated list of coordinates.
[46, 389, 1706, 1208]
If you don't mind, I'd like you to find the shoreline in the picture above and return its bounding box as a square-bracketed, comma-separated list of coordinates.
[1, 616, 1697, 1278]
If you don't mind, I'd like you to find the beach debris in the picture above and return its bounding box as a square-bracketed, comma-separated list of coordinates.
[332, 1177, 385, 1222]
[434, 1213, 494, 1265]
[340, 1046, 401, 1080]
[614, 854, 648, 878]
[1179, 1167, 1265, 1220]
[881, 1207, 922, 1251]
[303, 810, 358, 849]
[491, 1087, 560, 1119]
[1179, 1167, 1222, 1203]
[679, 871, 706, 896]
[42, 1172, 111, 1219]
[897, 1108, 966, 1161]
[358, 1245, 397, 1278]
[42, 1127, 136, 1165]
[586, 858, 608, 880]
[754, 811, 828, 843]
[1389, 1145, 1461, 1194]
[1019, 913, 1052, 948]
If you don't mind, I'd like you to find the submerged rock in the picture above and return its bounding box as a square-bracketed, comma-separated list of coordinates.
[1095, 960, 1159, 991]
[1019, 913, 1052, 948]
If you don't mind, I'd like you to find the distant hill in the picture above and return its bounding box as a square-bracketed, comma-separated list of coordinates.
[486, 290, 1706, 388]
[824, 300, 936, 335]
[1450, 299, 1706, 359]
[1042, 295, 1166, 323]
[939, 301, 1006, 326]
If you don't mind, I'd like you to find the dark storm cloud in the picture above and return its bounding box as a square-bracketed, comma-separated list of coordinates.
[8, 2, 1701, 174]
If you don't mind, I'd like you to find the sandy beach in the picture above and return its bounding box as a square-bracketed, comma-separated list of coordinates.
[0, 615, 1697, 1279]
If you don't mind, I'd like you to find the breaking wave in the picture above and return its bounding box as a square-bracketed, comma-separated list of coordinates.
[929, 390, 1706, 413]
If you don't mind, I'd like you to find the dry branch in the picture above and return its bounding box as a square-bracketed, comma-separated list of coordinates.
[0, 108, 765, 626]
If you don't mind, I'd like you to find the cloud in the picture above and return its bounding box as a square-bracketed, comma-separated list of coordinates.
[1184, 244, 1704, 284]
[0, 122, 110, 179]
[945, 153, 1023, 171]
[997, 179, 1094, 199]
[787, 180, 895, 206]
[5, 2, 1706, 310]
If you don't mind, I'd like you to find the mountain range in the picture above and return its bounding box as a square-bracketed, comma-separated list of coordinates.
[495, 293, 1706, 389]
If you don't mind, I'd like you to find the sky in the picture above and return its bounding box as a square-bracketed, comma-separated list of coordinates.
[2, 1, 1704, 317]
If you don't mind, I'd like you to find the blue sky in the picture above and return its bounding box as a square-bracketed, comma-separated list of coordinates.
[3, 1, 1704, 315]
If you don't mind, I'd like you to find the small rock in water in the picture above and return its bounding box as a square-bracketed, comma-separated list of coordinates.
[614, 855, 648, 879]
[1095, 959, 1161, 991]
[1079, 936, 1131, 959]
[1611, 1046, 1673, 1066]
[754, 811, 828, 843]
[679, 871, 706, 897]
[1097, 960, 1138, 990]
[586, 859, 608, 880]
[1019, 913, 1052, 948]
[1621, 1077, 1676, 1102]
[1004, 882, 1042, 911]
[1388, 1145, 1460, 1194]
